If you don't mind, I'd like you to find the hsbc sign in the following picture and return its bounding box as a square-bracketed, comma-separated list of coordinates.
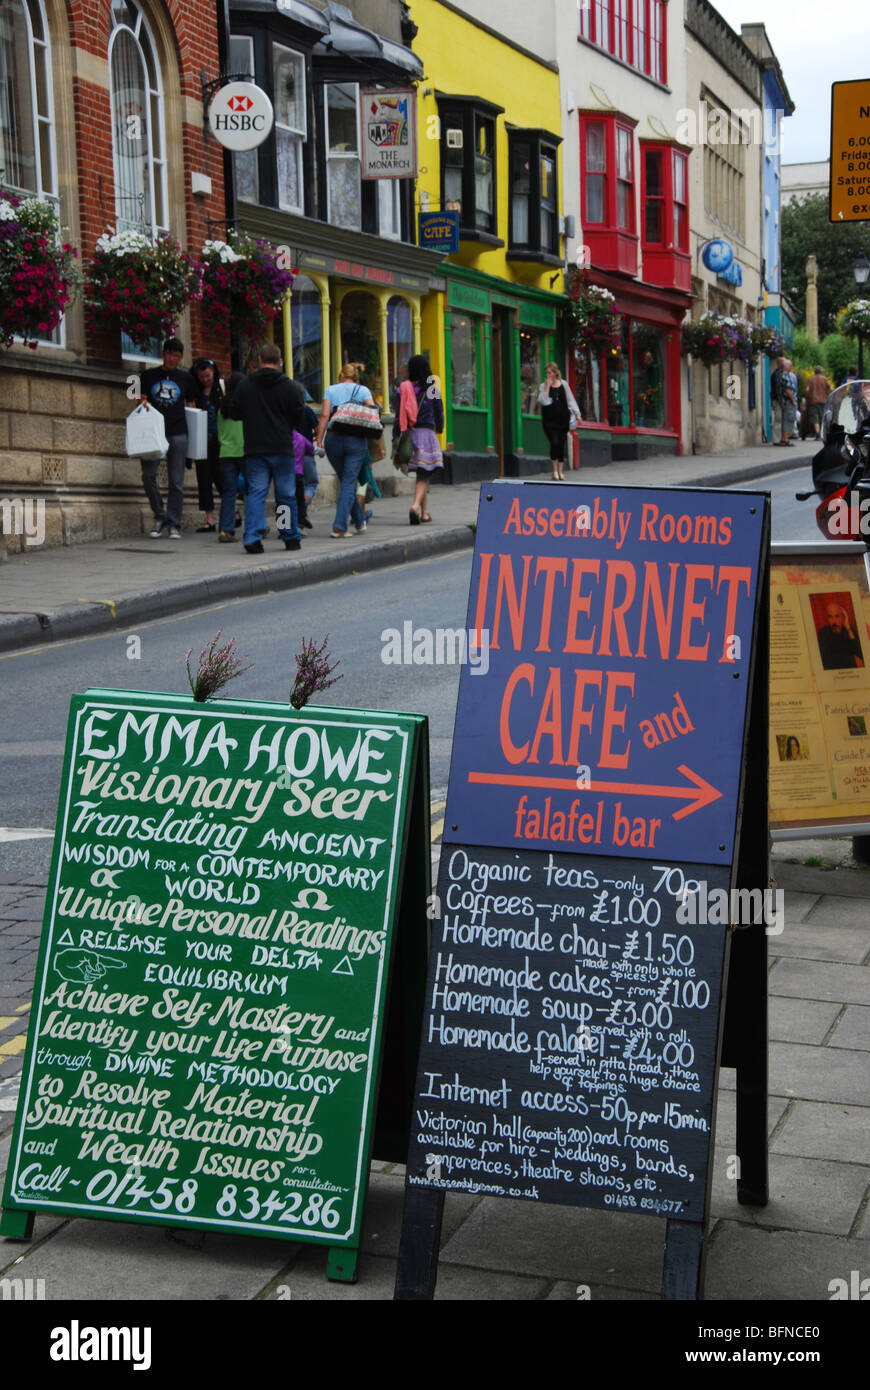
[208, 81, 274, 151]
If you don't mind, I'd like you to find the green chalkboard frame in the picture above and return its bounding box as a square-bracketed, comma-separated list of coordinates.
[1, 690, 430, 1284]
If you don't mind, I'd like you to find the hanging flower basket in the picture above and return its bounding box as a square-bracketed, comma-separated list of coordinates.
[750, 323, 787, 360]
[85, 229, 202, 352]
[681, 312, 755, 367]
[0, 192, 79, 351]
[837, 299, 870, 339]
[199, 233, 297, 343]
[566, 271, 623, 356]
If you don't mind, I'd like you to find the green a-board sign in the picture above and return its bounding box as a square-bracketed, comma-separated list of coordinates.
[1, 689, 430, 1282]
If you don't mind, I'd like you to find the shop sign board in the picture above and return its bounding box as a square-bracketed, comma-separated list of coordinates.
[360, 89, 417, 179]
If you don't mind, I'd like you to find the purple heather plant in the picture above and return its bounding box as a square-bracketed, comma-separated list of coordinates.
[185, 629, 252, 702]
[290, 635, 343, 710]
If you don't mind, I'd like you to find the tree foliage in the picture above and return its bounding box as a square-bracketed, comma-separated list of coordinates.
[781, 194, 870, 335]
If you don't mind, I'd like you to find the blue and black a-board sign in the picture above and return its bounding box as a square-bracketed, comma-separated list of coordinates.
[396, 480, 771, 1302]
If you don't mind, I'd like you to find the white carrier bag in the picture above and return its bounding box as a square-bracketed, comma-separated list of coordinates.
[125, 402, 167, 461]
[184, 406, 208, 460]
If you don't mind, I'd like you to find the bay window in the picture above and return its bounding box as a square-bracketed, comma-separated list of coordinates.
[274, 43, 306, 214]
[579, 112, 637, 275]
[641, 140, 690, 290]
[438, 96, 504, 243]
[508, 127, 561, 260]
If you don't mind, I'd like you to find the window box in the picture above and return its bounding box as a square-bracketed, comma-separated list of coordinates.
[579, 112, 638, 275]
[640, 140, 690, 291]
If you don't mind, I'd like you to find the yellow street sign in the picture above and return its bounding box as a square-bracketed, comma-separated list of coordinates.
[830, 80, 870, 223]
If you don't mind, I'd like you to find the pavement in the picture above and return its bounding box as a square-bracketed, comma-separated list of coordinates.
[4, 436, 868, 1314]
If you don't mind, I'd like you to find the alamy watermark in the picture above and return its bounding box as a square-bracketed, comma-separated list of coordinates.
[677, 883, 784, 936]
[381, 623, 490, 675]
[0, 496, 45, 547]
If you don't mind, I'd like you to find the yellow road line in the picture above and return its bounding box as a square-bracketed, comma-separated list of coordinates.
[0, 1034, 27, 1057]
[0, 1016, 17, 1032]
[430, 817, 444, 842]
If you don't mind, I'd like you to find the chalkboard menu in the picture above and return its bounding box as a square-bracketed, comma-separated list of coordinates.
[407, 846, 730, 1219]
[1, 689, 427, 1274]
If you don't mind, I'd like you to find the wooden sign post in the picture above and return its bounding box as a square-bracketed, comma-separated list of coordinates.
[396, 480, 770, 1300]
[1, 689, 430, 1284]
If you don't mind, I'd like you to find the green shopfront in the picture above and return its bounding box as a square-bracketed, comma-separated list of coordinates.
[443, 266, 566, 483]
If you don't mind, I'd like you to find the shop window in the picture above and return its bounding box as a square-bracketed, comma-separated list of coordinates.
[438, 96, 503, 242]
[508, 129, 561, 260]
[579, 113, 637, 275]
[0, 0, 55, 199]
[387, 295, 413, 414]
[340, 290, 382, 406]
[451, 312, 480, 408]
[290, 274, 322, 402]
[109, 0, 166, 237]
[519, 329, 543, 415]
[273, 43, 305, 214]
[573, 349, 603, 423]
[578, 0, 667, 84]
[641, 141, 690, 290]
[631, 321, 666, 428]
[607, 319, 630, 427]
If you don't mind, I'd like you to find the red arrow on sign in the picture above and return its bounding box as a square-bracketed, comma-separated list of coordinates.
[466, 764, 722, 821]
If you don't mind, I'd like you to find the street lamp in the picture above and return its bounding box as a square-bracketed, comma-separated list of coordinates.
[853, 251, 870, 376]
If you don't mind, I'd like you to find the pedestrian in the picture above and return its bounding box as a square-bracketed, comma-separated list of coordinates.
[537, 362, 581, 479]
[804, 366, 832, 439]
[190, 358, 224, 531]
[294, 426, 315, 530]
[785, 359, 800, 438]
[217, 371, 246, 543]
[296, 392, 319, 529]
[841, 365, 860, 384]
[138, 336, 196, 538]
[773, 356, 796, 446]
[229, 342, 304, 554]
[316, 362, 376, 538]
[400, 354, 444, 524]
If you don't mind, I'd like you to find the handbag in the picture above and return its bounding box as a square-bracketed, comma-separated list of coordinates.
[125, 402, 167, 461]
[368, 432, 386, 463]
[329, 385, 383, 438]
[392, 430, 413, 469]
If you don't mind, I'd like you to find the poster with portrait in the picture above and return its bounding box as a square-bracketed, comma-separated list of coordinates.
[770, 544, 870, 832]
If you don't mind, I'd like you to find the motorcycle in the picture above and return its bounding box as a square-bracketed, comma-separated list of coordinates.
[796, 380, 870, 541]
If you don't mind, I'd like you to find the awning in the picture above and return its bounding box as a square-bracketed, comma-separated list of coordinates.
[313, 1, 423, 79]
[229, 0, 330, 36]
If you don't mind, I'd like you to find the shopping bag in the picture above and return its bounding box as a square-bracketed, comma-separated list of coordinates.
[125, 403, 167, 461]
[185, 406, 208, 460]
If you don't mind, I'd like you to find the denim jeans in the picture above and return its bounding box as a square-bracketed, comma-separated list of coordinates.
[244, 455, 299, 545]
[219, 457, 243, 533]
[141, 432, 186, 528]
[325, 432, 367, 532]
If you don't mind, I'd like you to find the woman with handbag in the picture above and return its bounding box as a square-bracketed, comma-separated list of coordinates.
[316, 363, 380, 538]
[537, 362, 581, 480]
[400, 354, 444, 524]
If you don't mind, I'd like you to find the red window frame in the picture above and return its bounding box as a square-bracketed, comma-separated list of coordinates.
[640, 140, 690, 289]
[579, 113, 638, 276]
[579, 0, 667, 84]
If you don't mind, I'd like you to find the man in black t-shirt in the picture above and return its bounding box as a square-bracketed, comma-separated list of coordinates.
[138, 337, 196, 537]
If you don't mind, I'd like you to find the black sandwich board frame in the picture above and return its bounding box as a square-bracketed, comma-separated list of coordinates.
[1, 693, 432, 1285]
[394, 483, 771, 1301]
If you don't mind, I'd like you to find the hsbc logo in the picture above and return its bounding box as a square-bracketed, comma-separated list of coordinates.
[208, 80, 274, 151]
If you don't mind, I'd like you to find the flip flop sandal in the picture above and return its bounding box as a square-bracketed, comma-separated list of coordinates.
[421, 514, 432, 523]
[409, 509, 421, 525]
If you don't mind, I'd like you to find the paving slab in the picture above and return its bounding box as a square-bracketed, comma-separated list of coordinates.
[801, 896, 870, 937]
[771, 920, 869, 965]
[770, 997, 842, 1045]
[713, 1091, 790, 1149]
[781, 890, 822, 924]
[438, 1196, 664, 1293]
[771, 1101, 870, 1166]
[704, 1223, 870, 1301]
[711, 1146, 869, 1236]
[769, 958, 870, 1006]
[827, 1005, 870, 1052]
[0, 1214, 302, 1301]
[359, 1171, 478, 1259]
[765, 1041, 870, 1105]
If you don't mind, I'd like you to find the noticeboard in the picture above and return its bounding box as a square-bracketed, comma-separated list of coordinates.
[1, 689, 428, 1280]
[397, 481, 770, 1301]
[829, 80, 870, 223]
[770, 542, 870, 834]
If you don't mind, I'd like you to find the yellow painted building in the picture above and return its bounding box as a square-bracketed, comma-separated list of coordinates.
[410, 0, 568, 479]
